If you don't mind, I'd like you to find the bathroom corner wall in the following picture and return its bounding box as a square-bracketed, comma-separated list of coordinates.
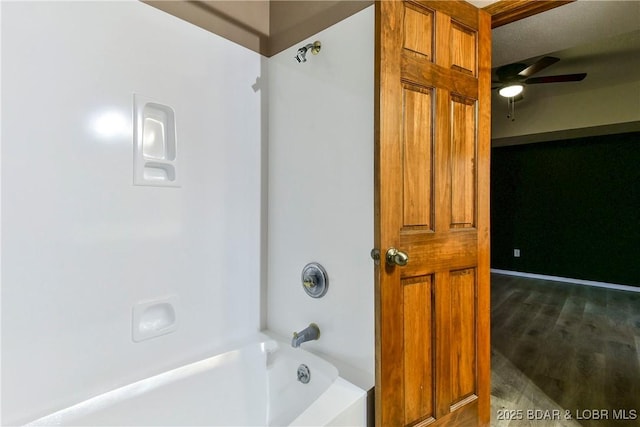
[1, 2, 263, 424]
[267, 6, 375, 388]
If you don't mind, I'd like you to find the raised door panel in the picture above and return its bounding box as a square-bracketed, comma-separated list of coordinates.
[403, 276, 435, 425]
[450, 95, 477, 229]
[402, 84, 434, 229]
[450, 22, 477, 75]
[449, 268, 478, 410]
[404, 3, 434, 60]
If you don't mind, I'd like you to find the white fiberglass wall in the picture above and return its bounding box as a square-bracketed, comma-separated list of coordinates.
[1, 2, 263, 424]
[267, 6, 375, 388]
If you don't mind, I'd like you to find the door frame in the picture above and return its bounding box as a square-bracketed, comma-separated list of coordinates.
[484, 0, 575, 28]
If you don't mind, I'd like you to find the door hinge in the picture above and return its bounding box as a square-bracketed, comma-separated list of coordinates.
[370, 248, 381, 265]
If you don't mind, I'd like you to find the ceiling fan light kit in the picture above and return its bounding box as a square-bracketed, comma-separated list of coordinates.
[493, 56, 587, 121]
[499, 84, 524, 98]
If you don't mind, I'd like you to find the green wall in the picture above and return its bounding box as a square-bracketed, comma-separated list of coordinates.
[491, 132, 640, 287]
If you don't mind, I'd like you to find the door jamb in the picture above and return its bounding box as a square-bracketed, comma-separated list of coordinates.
[484, 0, 575, 28]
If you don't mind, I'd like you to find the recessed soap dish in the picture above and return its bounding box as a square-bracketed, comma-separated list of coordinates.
[132, 296, 178, 342]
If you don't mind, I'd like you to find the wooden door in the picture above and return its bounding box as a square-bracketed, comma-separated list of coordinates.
[374, 1, 491, 426]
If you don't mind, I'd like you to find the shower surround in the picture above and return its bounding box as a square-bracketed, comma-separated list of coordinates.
[1, 1, 374, 424]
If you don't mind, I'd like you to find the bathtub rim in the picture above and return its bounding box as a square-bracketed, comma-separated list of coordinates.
[23, 331, 366, 426]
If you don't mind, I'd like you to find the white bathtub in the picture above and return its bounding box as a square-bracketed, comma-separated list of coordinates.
[25, 335, 367, 426]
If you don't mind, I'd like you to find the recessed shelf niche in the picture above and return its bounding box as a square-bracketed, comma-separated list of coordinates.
[133, 94, 179, 187]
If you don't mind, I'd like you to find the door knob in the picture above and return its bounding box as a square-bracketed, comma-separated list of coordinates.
[386, 248, 409, 266]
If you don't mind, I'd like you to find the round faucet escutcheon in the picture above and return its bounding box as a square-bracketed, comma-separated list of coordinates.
[301, 263, 328, 298]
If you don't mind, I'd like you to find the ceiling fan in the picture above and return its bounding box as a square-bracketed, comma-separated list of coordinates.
[493, 56, 586, 120]
[493, 56, 587, 100]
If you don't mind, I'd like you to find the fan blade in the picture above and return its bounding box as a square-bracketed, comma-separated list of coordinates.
[525, 73, 587, 84]
[517, 56, 560, 78]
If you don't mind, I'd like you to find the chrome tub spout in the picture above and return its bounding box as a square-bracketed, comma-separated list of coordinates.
[291, 323, 320, 348]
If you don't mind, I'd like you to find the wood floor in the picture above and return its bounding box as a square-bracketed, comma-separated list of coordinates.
[490, 273, 640, 427]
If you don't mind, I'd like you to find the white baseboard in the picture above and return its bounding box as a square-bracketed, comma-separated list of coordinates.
[490, 269, 640, 293]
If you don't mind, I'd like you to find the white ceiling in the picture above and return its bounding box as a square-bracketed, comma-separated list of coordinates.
[467, 0, 501, 8]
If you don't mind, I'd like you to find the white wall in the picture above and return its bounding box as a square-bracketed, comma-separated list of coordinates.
[267, 7, 375, 388]
[1, 2, 262, 424]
